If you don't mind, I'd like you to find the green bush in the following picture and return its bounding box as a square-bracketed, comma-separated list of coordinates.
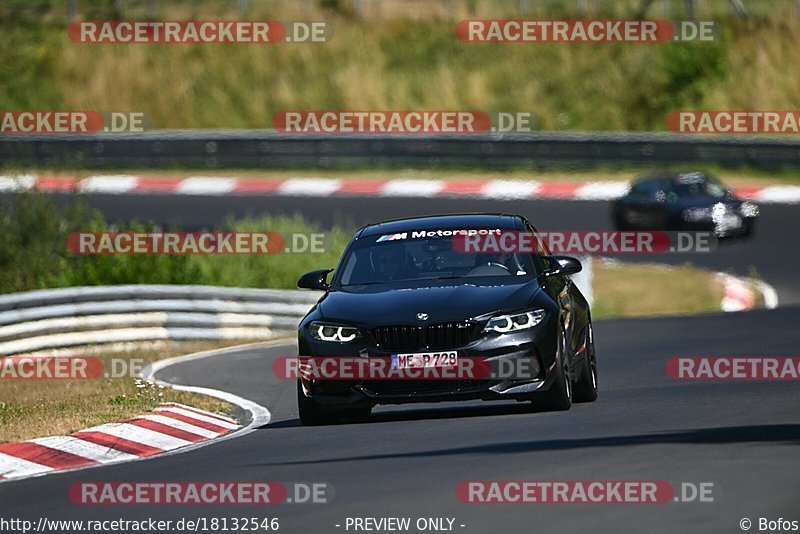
[0, 192, 354, 294]
[187, 213, 352, 289]
[0, 191, 94, 293]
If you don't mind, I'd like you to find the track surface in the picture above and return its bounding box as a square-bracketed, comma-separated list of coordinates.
[1, 308, 798, 533]
[1, 192, 798, 533]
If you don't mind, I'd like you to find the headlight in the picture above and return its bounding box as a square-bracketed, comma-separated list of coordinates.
[682, 207, 712, 222]
[309, 322, 360, 342]
[483, 309, 546, 333]
[740, 201, 759, 218]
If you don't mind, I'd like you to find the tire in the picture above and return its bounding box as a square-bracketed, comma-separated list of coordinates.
[612, 208, 634, 231]
[572, 316, 598, 403]
[612, 214, 628, 231]
[742, 220, 756, 239]
[539, 328, 572, 411]
[297, 381, 339, 426]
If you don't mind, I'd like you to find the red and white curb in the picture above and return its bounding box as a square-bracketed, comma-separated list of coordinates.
[0, 403, 238, 481]
[718, 273, 779, 312]
[2, 175, 800, 203]
[0, 341, 275, 483]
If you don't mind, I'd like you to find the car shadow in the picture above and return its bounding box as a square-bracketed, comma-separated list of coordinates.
[251, 423, 800, 466]
[261, 400, 544, 430]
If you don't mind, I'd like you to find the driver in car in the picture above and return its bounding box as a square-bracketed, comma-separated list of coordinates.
[370, 242, 413, 281]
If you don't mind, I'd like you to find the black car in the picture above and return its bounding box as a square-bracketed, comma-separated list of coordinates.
[295, 214, 597, 425]
[611, 171, 759, 237]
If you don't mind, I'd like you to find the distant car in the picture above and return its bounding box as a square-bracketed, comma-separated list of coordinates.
[611, 171, 759, 237]
[295, 214, 597, 425]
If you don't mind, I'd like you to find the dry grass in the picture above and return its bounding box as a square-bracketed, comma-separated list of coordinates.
[592, 260, 726, 318]
[11, 3, 792, 132]
[0, 340, 256, 443]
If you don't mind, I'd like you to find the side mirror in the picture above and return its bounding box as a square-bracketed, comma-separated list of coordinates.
[297, 268, 333, 290]
[543, 256, 582, 277]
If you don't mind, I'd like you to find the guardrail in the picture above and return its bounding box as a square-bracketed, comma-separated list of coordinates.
[0, 285, 320, 356]
[2, 130, 800, 169]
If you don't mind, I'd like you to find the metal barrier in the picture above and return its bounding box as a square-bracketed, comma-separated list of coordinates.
[0, 285, 320, 355]
[2, 131, 799, 169]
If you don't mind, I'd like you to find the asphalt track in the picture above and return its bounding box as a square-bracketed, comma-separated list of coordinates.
[1, 192, 798, 533]
[1, 308, 798, 533]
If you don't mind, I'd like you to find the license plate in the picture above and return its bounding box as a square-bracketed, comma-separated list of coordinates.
[391, 351, 458, 369]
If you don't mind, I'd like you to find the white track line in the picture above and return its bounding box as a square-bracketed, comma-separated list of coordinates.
[161, 402, 238, 425]
[137, 414, 222, 439]
[10, 174, 800, 204]
[142, 340, 276, 430]
[380, 179, 445, 197]
[78, 175, 139, 194]
[480, 180, 540, 199]
[755, 280, 779, 309]
[30, 436, 139, 462]
[574, 181, 630, 200]
[83, 422, 193, 450]
[753, 185, 800, 204]
[0, 175, 37, 192]
[176, 177, 237, 195]
[154, 406, 239, 429]
[0, 453, 53, 478]
[278, 178, 341, 196]
[717, 273, 779, 312]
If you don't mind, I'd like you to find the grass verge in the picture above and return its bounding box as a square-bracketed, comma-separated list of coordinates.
[592, 259, 728, 318]
[0, 340, 263, 444]
[3, 1, 798, 134]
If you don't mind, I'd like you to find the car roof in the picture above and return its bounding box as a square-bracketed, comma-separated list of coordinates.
[634, 171, 709, 185]
[358, 213, 525, 238]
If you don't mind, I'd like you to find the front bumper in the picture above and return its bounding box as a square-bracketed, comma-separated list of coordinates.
[679, 210, 757, 237]
[297, 319, 559, 407]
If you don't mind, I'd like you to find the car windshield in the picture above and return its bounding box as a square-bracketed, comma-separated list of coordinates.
[671, 174, 727, 199]
[336, 230, 538, 286]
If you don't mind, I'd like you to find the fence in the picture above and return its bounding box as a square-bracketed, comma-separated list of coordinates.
[3, 131, 800, 170]
[56, 0, 791, 20]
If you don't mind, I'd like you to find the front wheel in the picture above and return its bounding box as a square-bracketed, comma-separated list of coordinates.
[297, 381, 338, 426]
[572, 316, 598, 403]
[612, 215, 629, 231]
[539, 329, 572, 411]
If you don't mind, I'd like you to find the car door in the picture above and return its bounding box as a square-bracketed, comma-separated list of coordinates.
[527, 224, 581, 356]
[624, 180, 669, 228]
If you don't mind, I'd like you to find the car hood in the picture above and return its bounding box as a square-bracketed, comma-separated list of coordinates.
[318, 278, 543, 326]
